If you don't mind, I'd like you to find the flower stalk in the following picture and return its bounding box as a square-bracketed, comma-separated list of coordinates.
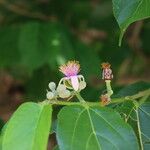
[75, 92, 86, 103]
[100, 62, 114, 105]
[105, 80, 113, 97]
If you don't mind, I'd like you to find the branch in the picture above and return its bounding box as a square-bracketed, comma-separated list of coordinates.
[45, 88, 150, 107]
[0, 0, 57, 21]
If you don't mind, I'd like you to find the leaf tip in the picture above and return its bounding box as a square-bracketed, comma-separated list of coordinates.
[118, 28, 126, 47]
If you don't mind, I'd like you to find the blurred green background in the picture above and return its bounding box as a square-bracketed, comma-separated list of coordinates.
[0, 0, 149, 138]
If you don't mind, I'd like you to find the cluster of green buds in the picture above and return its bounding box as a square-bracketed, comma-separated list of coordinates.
[46, 82, 71, 99]
[46, 61, 86, 101]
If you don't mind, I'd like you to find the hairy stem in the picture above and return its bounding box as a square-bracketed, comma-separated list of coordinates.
[75, 93, 86, 103]
[105, 80, 113, 97]
[47, 88, 150, 106]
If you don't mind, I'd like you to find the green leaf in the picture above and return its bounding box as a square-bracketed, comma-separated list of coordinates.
[115, 101, 150, 150]
[57, 105, 139, 150]
[115, 81, 150, 98]
[53, 145, 60, 150]
[136, 102, 150, 150]
[112, 0, 150, 46]
[115, 101, 135, 120]
[1, 102, 52, 150]
[114, 82, 150, 129]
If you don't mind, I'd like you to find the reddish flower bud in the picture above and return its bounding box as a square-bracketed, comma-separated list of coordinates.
[101, 62, 113, 80]
[100, 94, 111, 106]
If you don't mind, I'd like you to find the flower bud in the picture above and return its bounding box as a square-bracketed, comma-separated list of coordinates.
[57, 84, 66, 93]
[59, 90, 71, 98]
[46, 92, 54, 100]
[100, 94, 111, 106]
[48, 82, 56, 91]
[101, 62, 113, 80]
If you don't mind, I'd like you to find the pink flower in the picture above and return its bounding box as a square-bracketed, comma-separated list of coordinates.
[59, 61, 82, 91]
[59, 61, 80, 77]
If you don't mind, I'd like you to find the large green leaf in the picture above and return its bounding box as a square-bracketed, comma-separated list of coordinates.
[136, 102, 150, 150]
[57, 105, 139, 150]
[114, 81, 150, 120]
[114, 82, 150, 149]
[115, 81, 150, 98]
[113, 0, 150, 45]
[1, 102, 52, 150]
[53, 145, 60, 150]
[115, 100, 150, 150]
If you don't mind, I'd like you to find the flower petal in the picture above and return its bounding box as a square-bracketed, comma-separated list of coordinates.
[71, 76, 79, 91]
[79, 81, 86, 90]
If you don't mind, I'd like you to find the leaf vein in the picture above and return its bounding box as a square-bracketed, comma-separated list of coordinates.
[70, 108, 86, 150]
[90, 108, 127, 142]
[86, 108, 101, 150]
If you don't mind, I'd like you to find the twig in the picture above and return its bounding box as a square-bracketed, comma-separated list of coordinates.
[0, 0, 57, 21]
[46, 88, 150, 107]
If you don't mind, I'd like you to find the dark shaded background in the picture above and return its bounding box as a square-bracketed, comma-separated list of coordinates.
[0, 0, 149, 149]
